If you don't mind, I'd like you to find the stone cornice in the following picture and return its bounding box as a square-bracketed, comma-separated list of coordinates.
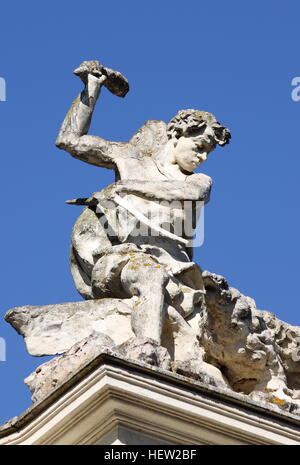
[1, 353, 300, 445]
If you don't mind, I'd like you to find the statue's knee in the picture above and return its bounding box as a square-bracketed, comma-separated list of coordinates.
[121, 253, 168, 296]
[91, 252, 129, 299]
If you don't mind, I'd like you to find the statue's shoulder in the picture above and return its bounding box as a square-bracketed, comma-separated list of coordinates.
[129, 120, 168, 155]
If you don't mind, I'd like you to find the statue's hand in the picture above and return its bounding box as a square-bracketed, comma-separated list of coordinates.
[73, 61, 129, 97]
[73, 60, 107, 85]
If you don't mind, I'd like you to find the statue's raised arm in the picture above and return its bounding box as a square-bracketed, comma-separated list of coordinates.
[56, 60, 129, 169]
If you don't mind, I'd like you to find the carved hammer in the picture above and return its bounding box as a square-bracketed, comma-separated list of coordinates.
[73, 60, 129, 98]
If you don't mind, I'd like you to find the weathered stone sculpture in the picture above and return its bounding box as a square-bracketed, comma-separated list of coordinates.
[55, 60, 230, 348]
[5, 61, 300, 415]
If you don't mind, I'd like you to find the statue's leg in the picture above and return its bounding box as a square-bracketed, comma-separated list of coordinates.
[120, 254, 168, 345]
[71, 206, 114, 300]
[90, 246, 169, 345]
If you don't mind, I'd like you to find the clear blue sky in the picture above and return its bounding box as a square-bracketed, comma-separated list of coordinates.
[0, 0, 299, 424]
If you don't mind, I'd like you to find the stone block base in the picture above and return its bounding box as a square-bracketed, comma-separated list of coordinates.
[1, 354, 300, 445]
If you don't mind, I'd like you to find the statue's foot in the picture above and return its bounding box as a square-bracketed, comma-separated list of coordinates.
[116, 337, 171, 370]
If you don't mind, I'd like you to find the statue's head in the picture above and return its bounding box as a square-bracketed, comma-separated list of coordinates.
[167, 109, 231, 172]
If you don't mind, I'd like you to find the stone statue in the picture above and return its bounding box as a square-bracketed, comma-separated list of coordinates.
[55, 60, 230, 347]
[5, 61, 300, 415]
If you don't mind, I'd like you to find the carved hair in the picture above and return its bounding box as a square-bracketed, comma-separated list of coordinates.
[167, 109, 231, 147]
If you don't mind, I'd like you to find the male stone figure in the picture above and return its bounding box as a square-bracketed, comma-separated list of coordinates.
[5, 60, 300, 411]
[56, 60, 230, 350]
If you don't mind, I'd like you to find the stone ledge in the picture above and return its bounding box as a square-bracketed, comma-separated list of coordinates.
[1, 352, 300, 444]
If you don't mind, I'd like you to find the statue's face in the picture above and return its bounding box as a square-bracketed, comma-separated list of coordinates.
[173, 133, 214, 172]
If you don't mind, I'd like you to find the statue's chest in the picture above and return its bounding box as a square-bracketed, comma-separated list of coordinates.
[116, 156, 165, 181]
